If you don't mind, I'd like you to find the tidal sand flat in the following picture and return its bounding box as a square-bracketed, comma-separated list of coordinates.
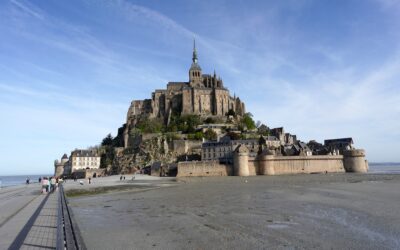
[68, 174, 400, 250]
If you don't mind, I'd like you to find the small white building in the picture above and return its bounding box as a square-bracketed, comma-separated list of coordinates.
[70, 149, 101, 173]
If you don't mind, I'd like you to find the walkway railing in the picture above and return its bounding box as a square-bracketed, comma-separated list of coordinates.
[57, 184, 86, 250]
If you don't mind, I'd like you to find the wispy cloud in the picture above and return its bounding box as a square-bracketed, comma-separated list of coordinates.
[10, 0, 44, 20]
[1, 0, 400, 175]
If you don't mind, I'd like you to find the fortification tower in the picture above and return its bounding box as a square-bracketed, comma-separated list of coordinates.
[259, 148, 276, 175]
[54, 153, 68, 177]
[233, 144, 250, 176]
[343, 149, 368, 173]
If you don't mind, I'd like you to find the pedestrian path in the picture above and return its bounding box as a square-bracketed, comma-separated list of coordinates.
[9, 190, 59, 250]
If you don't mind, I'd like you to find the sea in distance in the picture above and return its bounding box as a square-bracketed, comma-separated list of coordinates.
[0, 174, 51, 188]
[0, 163, 399, 188]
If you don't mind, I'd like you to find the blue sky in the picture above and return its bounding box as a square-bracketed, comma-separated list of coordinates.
[1, 0, 399, 175]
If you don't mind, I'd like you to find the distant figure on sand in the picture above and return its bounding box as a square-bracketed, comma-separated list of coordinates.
[26, 177, 30, 185]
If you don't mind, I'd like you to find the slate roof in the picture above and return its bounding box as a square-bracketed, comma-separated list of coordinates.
[324, 138, 353, 145]
[71, 149, 99, 157]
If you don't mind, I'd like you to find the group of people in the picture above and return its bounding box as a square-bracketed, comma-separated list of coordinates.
[39, 176, 62, 194]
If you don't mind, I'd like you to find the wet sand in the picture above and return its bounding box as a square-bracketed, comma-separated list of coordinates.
[68, 174, 400, 250]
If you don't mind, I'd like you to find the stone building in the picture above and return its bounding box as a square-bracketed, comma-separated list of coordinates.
[54, 153, 70, 177]
[70, 149, 101, 173]
[124, 41, 246, 147]
[324, 138, 354, 153]
[270, 127, 297, 145]
[201, 138, 260, 163]
[259, 135, 281, 148]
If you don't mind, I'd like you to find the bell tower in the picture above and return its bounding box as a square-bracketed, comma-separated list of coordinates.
[189, 39, 202, 86]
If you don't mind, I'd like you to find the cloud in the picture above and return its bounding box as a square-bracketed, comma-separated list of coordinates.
[1, 0, 400, 172]
[372, 0, 400, 8]
[111, 0, 195, 38]
[10, 0, 44, 20]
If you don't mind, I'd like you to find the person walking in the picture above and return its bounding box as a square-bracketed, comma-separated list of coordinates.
[47, 177, 50, 193]
[50, 177, 56, 193]
[42, 177, 48, 194]
[55, 177, 59, 190]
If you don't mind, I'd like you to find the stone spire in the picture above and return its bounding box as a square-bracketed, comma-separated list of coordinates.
[189, 38, 202, 84]
[192, 38, 198, 64]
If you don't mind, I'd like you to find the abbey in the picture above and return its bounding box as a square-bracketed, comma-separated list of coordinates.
[124, 41, 245, 131]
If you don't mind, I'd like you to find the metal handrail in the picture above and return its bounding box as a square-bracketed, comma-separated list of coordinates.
[57, 184, 86, 250]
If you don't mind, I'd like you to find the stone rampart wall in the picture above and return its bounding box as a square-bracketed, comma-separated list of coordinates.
[248, 159, 258, 175]
[177, 150, 365, 177]
[177, 161, 232, 177]
[257, 155, 345, 175]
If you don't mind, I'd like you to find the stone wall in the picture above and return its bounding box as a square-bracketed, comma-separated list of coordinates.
[73, 169, 105, 179]
[257, 155, 345, 175]
[178, 148, 367, 177]
[177, 161, 232, 177]
[173, 140, 202, 155]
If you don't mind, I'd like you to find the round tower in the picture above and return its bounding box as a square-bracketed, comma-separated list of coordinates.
[233, 144, 249, 176]
[343, 149, 368, 173]
[259, 148, 275, 175]
[61, 153, 68, 164]
[54, 160, 64, 177]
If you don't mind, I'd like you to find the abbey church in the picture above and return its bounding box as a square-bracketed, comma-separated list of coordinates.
[124, 41, 246, 136]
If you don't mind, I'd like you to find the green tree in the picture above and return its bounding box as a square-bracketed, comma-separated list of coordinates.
[136, 118, 163, 133]
[227, 131, 241, 140]
[241, 112, 256, 131]
[226, 109, 236, 117]
[204, 117, 216, 124]
[101, 133, 113, 146]
[167, 114, 201, 133]
[204, 129, 217, 141]
[188, 131, 204, 140]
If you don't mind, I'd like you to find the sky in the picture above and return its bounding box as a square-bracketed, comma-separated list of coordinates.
[0, 0, 399, 175]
